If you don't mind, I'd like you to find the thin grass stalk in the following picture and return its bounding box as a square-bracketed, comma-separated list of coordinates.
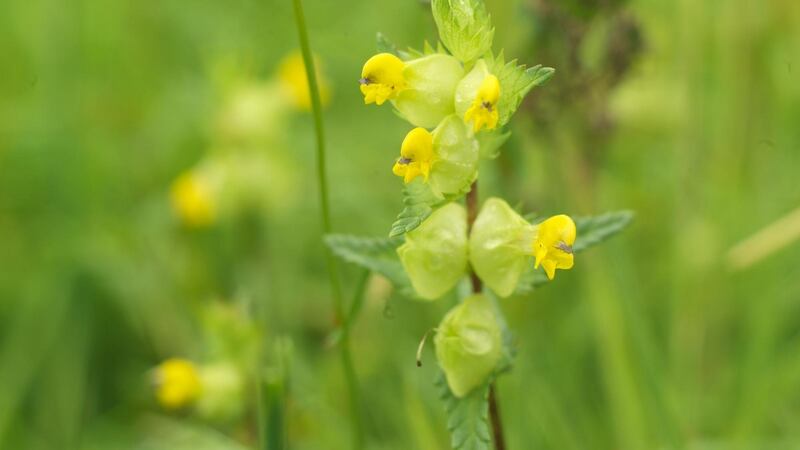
[291, 1, 364, 448]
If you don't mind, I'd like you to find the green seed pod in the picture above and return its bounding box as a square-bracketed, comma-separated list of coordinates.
[469, 197, 535, 297]
[428, 115, 480, 196]
[394, 54, 465, 128]
[435, 294, 502, 397]
[397, 202, 468, 300]
[196, 361, 245, 422]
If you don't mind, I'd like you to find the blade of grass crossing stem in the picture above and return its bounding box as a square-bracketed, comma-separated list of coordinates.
[291, 1, 364, 449]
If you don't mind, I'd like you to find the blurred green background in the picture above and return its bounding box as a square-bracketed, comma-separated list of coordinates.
[1, 0, 799, 449]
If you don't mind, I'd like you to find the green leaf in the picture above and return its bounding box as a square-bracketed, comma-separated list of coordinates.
[486, 51, 555, 126]
[476, 129, 510, 159]
[431, 0, 494, 64]
[376, 32, 427, 61]
[512, 266, 550, 296]
[572, 210, 634, 252]
[436, 373, 492, 450]
[390, 177, 475, 237]
[376, 32, 400, 56]
[324, 234, 414, 295]
[389, 178, 447, 237]
[513, 210, 633, 295]
[404, 40, 445, 59]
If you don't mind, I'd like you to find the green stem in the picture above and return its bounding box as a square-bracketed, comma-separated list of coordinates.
[466, 181, 506, 450]
[291, 1, 364, 448]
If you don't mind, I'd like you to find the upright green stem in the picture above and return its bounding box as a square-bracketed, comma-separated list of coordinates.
[466, 181, 506, 450]
[291, 1, 364, 448]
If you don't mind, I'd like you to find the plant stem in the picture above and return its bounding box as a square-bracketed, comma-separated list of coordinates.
[466, 181, 482, 293]
[291, 1, 364, 449]
[466, 181, 506, 450]
[488, 384, 506, 450]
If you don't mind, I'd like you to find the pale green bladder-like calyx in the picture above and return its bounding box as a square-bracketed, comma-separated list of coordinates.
[435, 294, 502, 397]
[394, 54, 464, 128]
[397, 202, 468, 300]
[428, 115, 479, 196]
[469, 197, 535, 297]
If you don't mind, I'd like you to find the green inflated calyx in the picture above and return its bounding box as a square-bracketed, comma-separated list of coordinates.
[394, 54, 464, 128]
[427, 115, 479, 196]
[469, 197, 535, 297]
[397, 202, 468, 300]
[435, 294, 502, 397]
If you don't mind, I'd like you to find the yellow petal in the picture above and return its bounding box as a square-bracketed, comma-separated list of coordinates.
[393, 128, 436, 184]
[154, 358, 202, 410]
[542, 259, 557, 280]
[531, 214, 577, 280]
[360, 53, 406, 105]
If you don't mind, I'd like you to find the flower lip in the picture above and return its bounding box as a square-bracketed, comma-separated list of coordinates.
[359, 53, 407, 105]
[393, 127, 435, 184]
[464, 74, 500, 132]
[532, 214, 577, 280]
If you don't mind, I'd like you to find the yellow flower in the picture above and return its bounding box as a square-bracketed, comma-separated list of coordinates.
[170, 171, 215, 227]
[359, 53, 407, 105]
[152, 358, 202, 410]
[463, 74, 500, 132]
[392, 127, 435, 183]
[277, 51, 330, 110]
[532, 214, 577, 280]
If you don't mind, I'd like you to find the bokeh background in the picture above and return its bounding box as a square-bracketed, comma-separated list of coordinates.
[1, 0, 800, 449]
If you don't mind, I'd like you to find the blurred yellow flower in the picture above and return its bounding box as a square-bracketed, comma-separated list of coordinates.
[152, 358, 202, 410]
[533, 214, 576, 280]
[170, 171, 215, 227]
[359, 53, 406, 105]
[392, 127, 435, 183]
[277, 51, 330, 110]
[464, 74, 500, 132]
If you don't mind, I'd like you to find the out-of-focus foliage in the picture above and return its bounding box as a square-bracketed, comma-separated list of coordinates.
[0, 0, 799, 449]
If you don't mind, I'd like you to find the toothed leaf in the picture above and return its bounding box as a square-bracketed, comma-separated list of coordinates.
[486, 52, 555, 126]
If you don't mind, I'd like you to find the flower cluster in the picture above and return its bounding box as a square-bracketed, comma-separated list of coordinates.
[171, 51, 326, 228]
[358, 0, 571, 398]
[152, 358, 245, 420]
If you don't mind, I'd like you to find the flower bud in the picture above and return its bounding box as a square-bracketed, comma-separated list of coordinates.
[435, 294, 502, 397]
[469, 198, 536, 297]
[397, 202, 468, 300]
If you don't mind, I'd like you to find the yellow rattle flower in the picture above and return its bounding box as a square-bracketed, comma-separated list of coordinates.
[152, 358, 202, 410]
[532, 215, 577, 280]
[463, 74, 500, 133]
[170, 171, 216, 228]
[392, 127, 435, 184]
[359, 53, 407, 105]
